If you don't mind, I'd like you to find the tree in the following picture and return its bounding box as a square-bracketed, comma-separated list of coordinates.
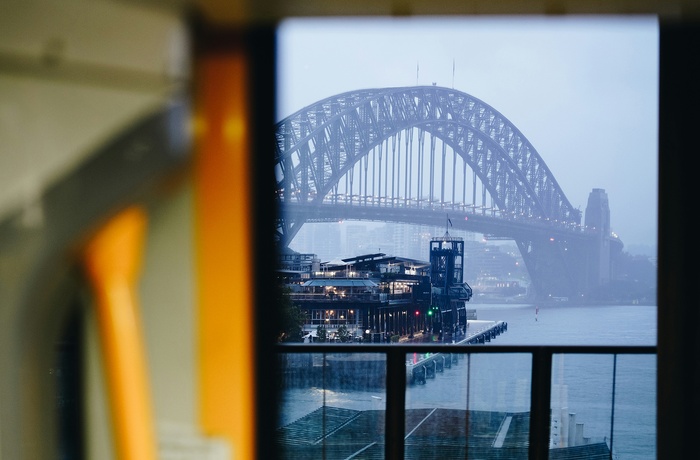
[316, 324, 328, 342]
[336, 324, 351, 342]
[277, 286, 306, 343]
[592, 251, 657, 304]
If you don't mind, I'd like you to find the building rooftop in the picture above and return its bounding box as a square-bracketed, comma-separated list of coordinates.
[301, 279, 379, 288]
[277, 406, 611, 459]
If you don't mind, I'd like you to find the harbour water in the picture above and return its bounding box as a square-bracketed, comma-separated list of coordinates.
[279, 303, 657, 459]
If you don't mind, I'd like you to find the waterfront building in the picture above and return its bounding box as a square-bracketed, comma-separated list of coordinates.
[281, 252, 433, 341]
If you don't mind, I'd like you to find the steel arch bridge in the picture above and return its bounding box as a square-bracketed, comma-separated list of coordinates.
[275, 85, 620, 300]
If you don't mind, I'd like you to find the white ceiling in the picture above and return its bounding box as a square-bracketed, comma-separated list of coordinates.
[0, 0, 189, 222]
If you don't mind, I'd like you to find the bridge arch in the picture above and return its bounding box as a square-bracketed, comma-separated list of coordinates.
[275, 85, 581, 245]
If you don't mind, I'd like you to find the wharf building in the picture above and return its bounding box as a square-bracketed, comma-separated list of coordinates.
[278, 233, 475, 343]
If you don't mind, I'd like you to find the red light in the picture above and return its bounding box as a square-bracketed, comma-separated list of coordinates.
[415, 311, 419, 316]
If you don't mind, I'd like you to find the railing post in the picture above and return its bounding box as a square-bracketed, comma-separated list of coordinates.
[385, 348, 406, 460]
[529, 348, 552, 460]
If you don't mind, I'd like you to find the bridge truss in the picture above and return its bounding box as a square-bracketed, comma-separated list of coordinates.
[274, 86, 618, 300]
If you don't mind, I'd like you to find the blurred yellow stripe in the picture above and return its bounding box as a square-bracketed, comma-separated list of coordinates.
[83, 206, 156, 460]
[193, 48, 255, 459]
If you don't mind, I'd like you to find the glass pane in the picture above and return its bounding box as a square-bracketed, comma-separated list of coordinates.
[611, 354, 656, 459]
[550, 353, 656, 459]
[276, 15, 658, 460]
[405, 353, 531, 458]
[277, 352, 387, 459]
[276, 16, 658, 345]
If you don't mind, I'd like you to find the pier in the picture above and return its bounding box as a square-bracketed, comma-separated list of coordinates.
[406, 320, 508, 385]
[280, 319, 508, 390]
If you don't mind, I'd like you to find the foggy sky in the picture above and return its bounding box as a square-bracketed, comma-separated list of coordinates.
[276, 16, 659, 250]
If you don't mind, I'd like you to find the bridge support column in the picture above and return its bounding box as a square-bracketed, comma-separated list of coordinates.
[584, 189, 612, 288]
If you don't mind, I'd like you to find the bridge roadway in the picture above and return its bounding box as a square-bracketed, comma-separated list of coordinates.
[282, 200, 623, 301]
[406, 320, 508, 385]
[283, 201, 595, 242]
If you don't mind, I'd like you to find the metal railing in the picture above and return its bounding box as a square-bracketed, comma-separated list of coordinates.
[275, 343, 656, 460]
